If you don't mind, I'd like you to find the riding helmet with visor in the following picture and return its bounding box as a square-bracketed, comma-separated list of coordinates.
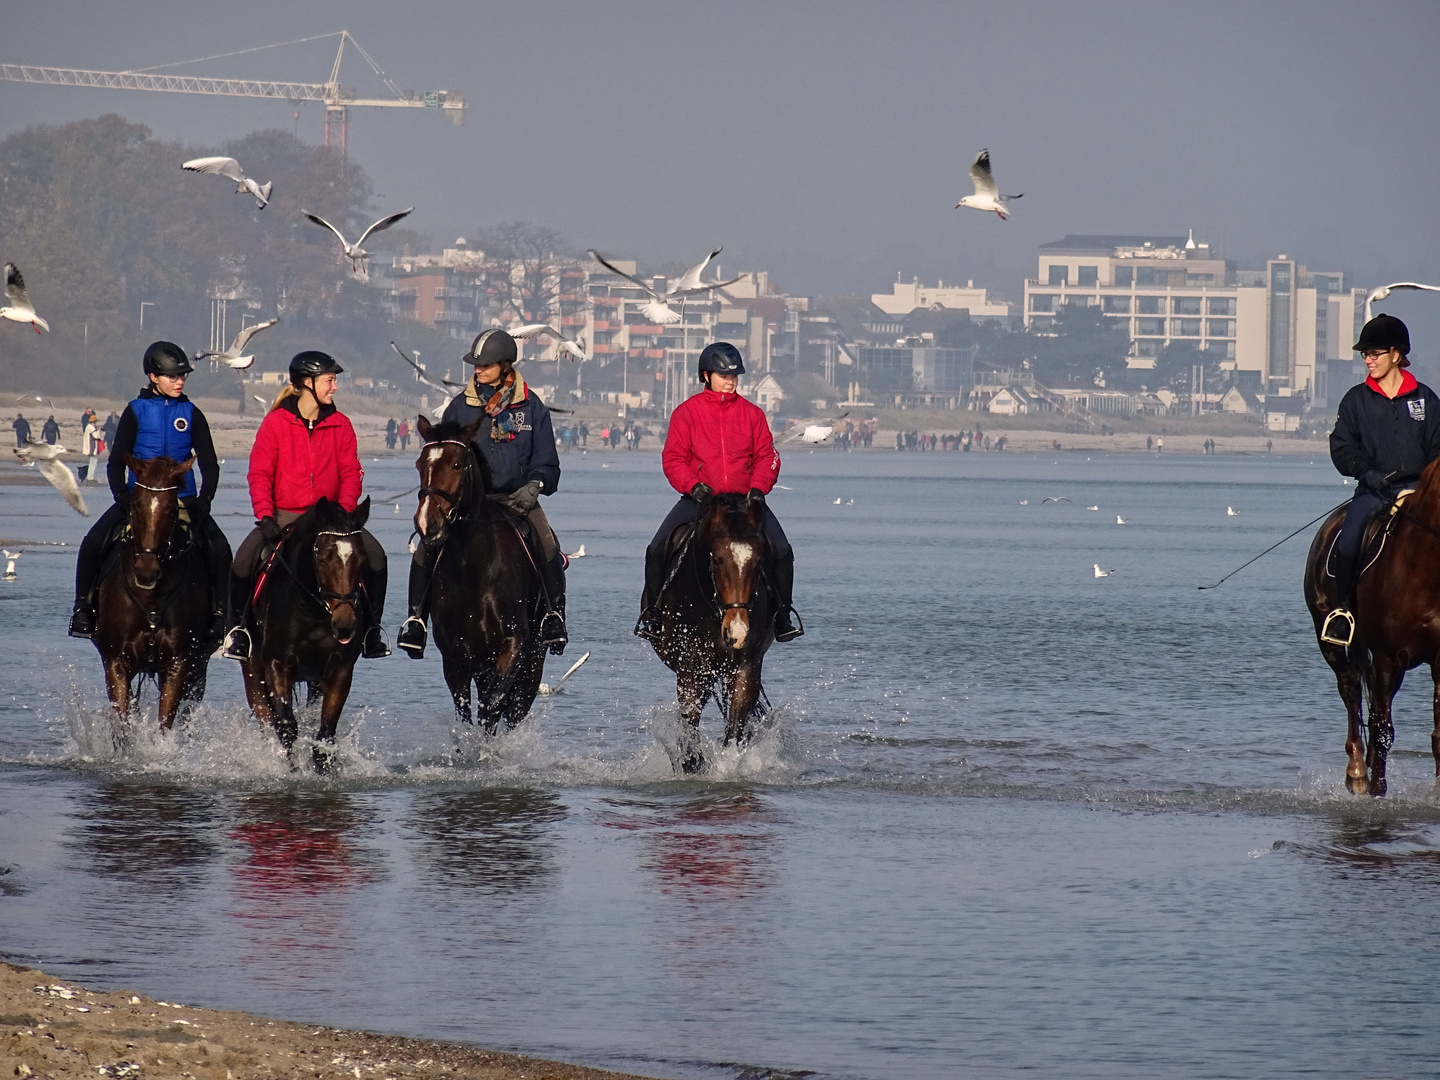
[1354, 313, 1411, 359]
[467, 328, 518, 369]
[288, 350, 345, 385]
[143, 340, 194, 377]
[698, 341, 745, 377]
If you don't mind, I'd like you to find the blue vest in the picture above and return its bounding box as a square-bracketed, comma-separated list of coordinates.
[128, 394, 198, 498]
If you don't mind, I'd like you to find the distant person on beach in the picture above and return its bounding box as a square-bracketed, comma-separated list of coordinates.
[397, 418, 410, 451]
[102, 411, 118, 448]
[41, 415, 59, 444]
[1156, 437, 1164, 453]
[81, 413, 102, 482]
[12, 413, 30, 448]
[385, 416, 397, 450]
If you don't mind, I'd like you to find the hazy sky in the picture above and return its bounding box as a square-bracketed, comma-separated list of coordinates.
[6, 1, 1440, 333]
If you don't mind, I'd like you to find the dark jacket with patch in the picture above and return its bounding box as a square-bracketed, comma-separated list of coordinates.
[440, 386, 561, 496]
[1330, 375, 1440, 489]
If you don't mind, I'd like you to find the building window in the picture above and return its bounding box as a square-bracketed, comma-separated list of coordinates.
[1135, 340, 1160, 357]
[1103, 296, 1131, 314]
[1136, 318, 1166, 335]
[1136, 296, 1165, 314]
[1207, 319, 1235, 338]
[1172, 319, 1202, 337]
[1186, 273, 1214, 284]
[1136, 267, 1161, 286]
[1114, 266, 1133, 287]
[1208, 297, 1235, 316]
[1064, 295, 1096, 307]
[1078, 265, 1098, 286]
[1048, 265, 1069, 286]
[1030, 294, 1057, 313]
[1172, 296, 1202, 315]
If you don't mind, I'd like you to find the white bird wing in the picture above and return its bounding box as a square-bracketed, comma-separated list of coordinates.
[672, 248, 723, 293]
[587, 250, 663, 300]
[969, 149, 999, 199]
[4, 263, 35, 315]
[230, 317, 279, 355]
[354, 207, 414, 248]
[507, 323, 555, 340]
[389, 341, 465, 391]
[301, 210, 352, 250]
[14, 446, 86, 515]
[253, 394, 269, 407]
[554, 651, 590, 689]
[183, 156, 245, 183]
[558, 336, 589, 362]
[639, 300, 681, 325]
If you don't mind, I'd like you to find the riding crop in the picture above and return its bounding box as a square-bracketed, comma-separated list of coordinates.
[1197, 499, 1350, 590]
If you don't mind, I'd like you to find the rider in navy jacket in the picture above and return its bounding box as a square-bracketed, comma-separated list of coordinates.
[1323, 314, 1440, 644]
[69, 342, 231, 643]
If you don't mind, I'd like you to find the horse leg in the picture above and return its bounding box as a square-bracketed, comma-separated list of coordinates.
[156, 660, 189, 732]
[723, 661, 764, 748]
[441, 651, 473, 725]
[1338, 660, 1368, 795]
[503, 644, 545, 731]
[1431, 664, 1440, 780]
[101, 655, 133, 748]
[267, 660, 298, 752]
[478, 639, 521, 736]
[1366, 661, 1402, 798]
[311, 663, 355, 774]
[676, 669, 710, 774]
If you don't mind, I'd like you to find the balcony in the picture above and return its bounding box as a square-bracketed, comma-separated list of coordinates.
[626, 324, 667, 335]
[434, 311, 474, 324]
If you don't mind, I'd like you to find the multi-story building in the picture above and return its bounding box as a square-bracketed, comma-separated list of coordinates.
[1022, 233, 1366, 404]
[382, 239, 493, 338]
[871, 276, 1014, 324]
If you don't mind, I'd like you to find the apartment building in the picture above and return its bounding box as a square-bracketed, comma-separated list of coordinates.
[1022, 234, 1365, 403]
[382, 239, 491, 338]
[871, 276, 1014, 324]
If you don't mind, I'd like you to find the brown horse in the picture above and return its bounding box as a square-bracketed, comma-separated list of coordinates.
[1304, 458, 1440, 796]
[239, 497, 371, 770]
[92, 454, 211, 734]
[645, 492, 776, 773]
[412, 416, 546, 732]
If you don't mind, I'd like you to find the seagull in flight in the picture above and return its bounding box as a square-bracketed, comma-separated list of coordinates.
[390, 341, 462, 417]
[955, 149, 1023, 221]
[1, 264, 49, 333]
[195, 317, 279, 370]
[1040, 497, 1070, 504]
[13, 440, 86, 515]
[508, 323, 589, 362]
[182, 156, 273, 208]
[782, 411, 851, 445]
[303, 208, 414, 273]
[1094, 564, 1114, 578]
[1086, 505, 1099, 511]
[588, 247, 741, 325]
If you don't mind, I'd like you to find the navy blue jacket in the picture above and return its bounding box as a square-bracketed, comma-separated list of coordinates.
[440, 384, 561, 496]
[1331, 374, 1440, 491]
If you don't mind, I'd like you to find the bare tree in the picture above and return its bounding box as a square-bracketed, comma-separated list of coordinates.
[476, 222, 573, 325]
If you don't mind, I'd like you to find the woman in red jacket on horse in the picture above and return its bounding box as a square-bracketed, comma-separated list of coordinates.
[222, 350, 389, 661]
[636, 341, 801, 643]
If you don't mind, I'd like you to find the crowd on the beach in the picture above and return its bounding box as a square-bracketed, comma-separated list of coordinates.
[895, 427, 1008, 452]
[14, 407, 118, 480]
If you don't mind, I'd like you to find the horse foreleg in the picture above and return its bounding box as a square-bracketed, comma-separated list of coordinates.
[1431, 664, 1440, 780]
[479, 638, 521, 736]
[101, 655, 133, 748]
[1366, 661, 1402, 798]
[156, 660, 190, 732]
[441, 651, 474, 726]
[311, 663, 354, 773]
[723, 662, 764, 748]
[1338, 662, 1368, 795]
[266, 660, 298, 752]
[676, 670, 710, 774]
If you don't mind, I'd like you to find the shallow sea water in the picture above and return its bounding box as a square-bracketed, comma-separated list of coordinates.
[3, 446, 1440, 1079]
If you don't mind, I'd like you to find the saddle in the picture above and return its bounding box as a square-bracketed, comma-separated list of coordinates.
[1325, 488, 1417, 582]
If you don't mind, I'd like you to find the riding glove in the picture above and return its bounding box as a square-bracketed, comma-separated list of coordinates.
[182, 496, 211, 519]
[746, 488, 766, 509]
[1360, 469, 1392, 496]
[258, 515, 284, 543]
[502, 479, 543, 515]
[690, 482, 714, 502]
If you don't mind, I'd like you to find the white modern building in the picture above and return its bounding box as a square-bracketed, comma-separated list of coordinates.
[1022, 233, 1366, 404]
[872, 276, 1013, 323]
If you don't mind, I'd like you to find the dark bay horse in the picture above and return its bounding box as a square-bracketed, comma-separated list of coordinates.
[646, 492, 776, 773]
[92, 454, 210, 734]
[413, 415, 546, 732]
[239, 497, 371, 770]
[1305, 458, 1440, 796]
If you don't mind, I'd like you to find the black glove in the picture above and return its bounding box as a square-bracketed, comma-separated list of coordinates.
[1360, 469, 1391, 495]
[182, 495, 211, 519]
[113, 487, 131, 509]
[258, 516, 284, 544]
[690, 482, 714, 502]
[501, 479, 543, 515]
[746, 488, 766, 509]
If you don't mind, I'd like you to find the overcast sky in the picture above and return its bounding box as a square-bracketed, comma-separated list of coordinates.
[6, 1, 1440, 338]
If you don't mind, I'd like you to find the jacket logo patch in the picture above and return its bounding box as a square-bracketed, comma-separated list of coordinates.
[173, 416, 189, 432]
[1409, 400, 1426, 421]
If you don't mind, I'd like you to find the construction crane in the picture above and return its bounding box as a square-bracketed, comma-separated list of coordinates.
[0, 31, 466, 158]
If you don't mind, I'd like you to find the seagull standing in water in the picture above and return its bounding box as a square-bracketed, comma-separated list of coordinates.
[303, 207, 414, 274]
[1226, 506, 1240, 517]
[3, 550, 19, 579]
[588, 247, 741, 324]
[955, 149, 1024, 221]
[13, 440, 87, 515]
[1094, 564, 1114, 578]
[1116, 515, 1126, 525]
[181, 156, 273, 208]
[195, 317, 279, 370]
[1, 264, 49, 333]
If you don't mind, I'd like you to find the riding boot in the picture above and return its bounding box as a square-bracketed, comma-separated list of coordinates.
[362, 563, 390, 658]
[222, 571, 254, 661]
[635, 545, 665, 642]
[539, 552, 568, 655]
[772, 550, 803, 642]
[196, 517, 228, 647]
[397, 553, 431, 659]
[1322, 551, 1360, 646]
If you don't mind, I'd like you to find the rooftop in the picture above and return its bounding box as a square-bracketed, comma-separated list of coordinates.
[1040, 234, 1190, 254]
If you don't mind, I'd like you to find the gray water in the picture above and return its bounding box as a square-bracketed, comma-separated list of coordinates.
[3, 447, 1439, 1080]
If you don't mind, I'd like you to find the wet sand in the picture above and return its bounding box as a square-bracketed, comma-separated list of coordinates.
[1, 964, 664, 1080]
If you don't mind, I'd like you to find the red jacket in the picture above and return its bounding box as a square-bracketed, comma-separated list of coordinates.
[662, 388, 780, 496]
[247, 399, 364, 519]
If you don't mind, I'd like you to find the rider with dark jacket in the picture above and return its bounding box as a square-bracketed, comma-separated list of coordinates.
[221, 350, 389, 661]
[396, 328, 567, 658]
[1324, 313, 1440, 645]
[636, 341, 801, 643]
[68, 342, 231, 643]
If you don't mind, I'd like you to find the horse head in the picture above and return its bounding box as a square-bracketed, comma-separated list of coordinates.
[698, 493, 769, 651]
[414, 415, 484, 548]
[123, 453, 195, 590]
[310, 496, 371, 645]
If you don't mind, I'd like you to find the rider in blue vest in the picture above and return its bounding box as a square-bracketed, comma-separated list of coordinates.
[69, 341, 232, 643]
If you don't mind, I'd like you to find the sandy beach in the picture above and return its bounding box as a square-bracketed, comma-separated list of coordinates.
[1, 963, 664, 1080]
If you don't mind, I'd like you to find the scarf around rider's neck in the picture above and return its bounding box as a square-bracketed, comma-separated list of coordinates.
[464, 368, 528, 441]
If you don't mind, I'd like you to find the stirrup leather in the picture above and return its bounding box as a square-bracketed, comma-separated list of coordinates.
[1320, 609, 1355, 647]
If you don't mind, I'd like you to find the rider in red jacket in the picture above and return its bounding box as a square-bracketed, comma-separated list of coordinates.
[222, 350, 389, 661]
[637, 342, 800, 642]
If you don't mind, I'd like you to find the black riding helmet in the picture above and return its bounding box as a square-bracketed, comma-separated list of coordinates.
[289, 350, 345, 385]
[1354, 313, 1411, 357]
[467, 328, 518, 368]
[143, 340, 194, 377]
[698, 341, 745, 378]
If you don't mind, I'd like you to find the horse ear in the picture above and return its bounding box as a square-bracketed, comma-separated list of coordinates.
[174, 453, 197, 477]
[417, 415, 434, 441]
[125, 453, 142, 474]
[353, 496, 370, 526]
[462, 416, 482, 442]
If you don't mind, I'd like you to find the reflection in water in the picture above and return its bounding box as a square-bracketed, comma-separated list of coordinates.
[406, 787, 566, 894]
[227, 791, 382, 979]
[1283, 819, 1440, 882]
[66, 783, 223, 894]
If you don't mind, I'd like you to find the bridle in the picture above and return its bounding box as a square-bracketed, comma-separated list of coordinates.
[127, 480, 182, 585]
[313, 528, 365, 615]
[416, 438, 475, 536]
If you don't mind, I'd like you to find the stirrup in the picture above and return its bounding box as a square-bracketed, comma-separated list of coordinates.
[1320, 609, 1355, 647]
[221, 626, 252, 661]
[68, 603, 96, 639]
[775, 607, 804, 643]
[540, 610, 567, 654]
[634, 607, 663, 643]
[397, 616, 427, 659]
[362, 625, 391, 659]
